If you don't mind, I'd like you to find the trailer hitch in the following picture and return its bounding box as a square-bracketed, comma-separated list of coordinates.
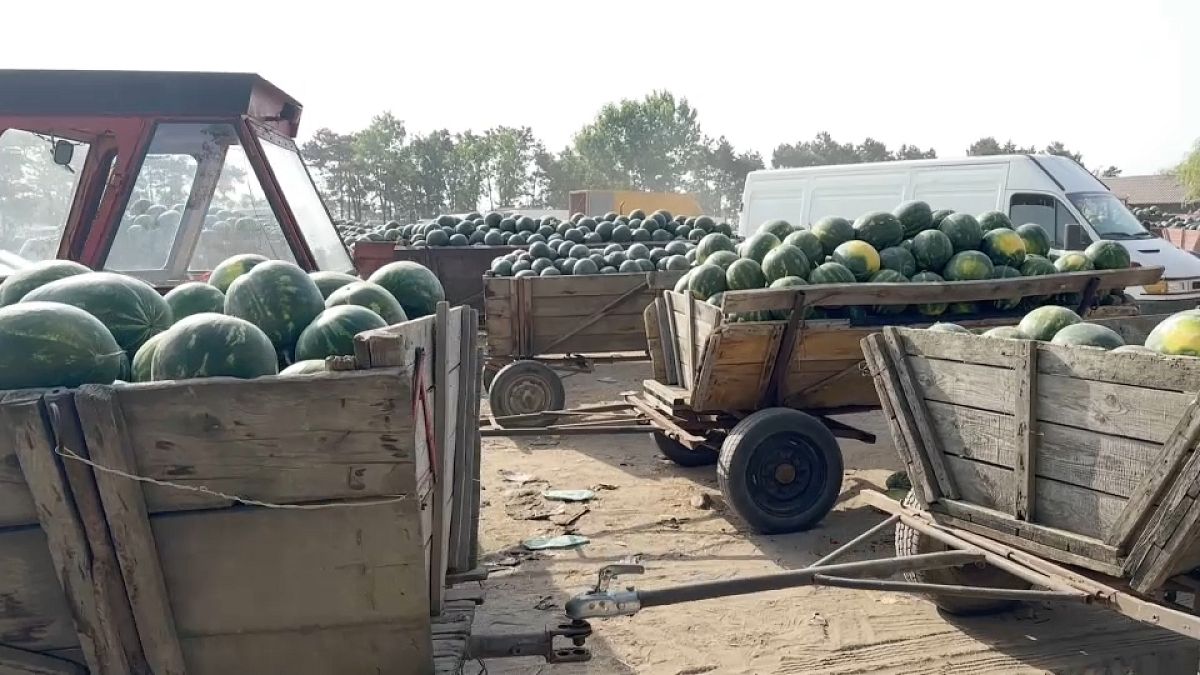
[467, 616, 593, 663]
[565, 563, 646, 619]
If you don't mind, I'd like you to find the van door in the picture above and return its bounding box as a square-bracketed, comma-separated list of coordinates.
[807, 173, 905, 224]
[1009, 192, 1091, 249]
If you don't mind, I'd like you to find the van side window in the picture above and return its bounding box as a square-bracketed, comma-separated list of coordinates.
[1009, 194, 1084, 248]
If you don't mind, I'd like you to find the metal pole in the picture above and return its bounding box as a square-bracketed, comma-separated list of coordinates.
[811, 575, 1089, 602]
[810, 514, 899, 567]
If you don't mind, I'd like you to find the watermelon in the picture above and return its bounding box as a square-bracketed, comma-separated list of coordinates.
[1054, 252, 1095, 273]
[280, 360, 329, 376]
[911, 271, 948, 316]
[911, 229, 954, 272]
[832, 241, 881, 281]
[980, 228, 1027, 268]
[295, 305, 388, 361]
[893, 200, 933, 237]
[1146, 311, 1200, 356]
[23, 272, 172, 353]
[1019, 305, 1082, 341]
[696, 232, 736, 263]
[673, 271, 692, 294]
[706, 291, 725, 307]
[1051, 323, 1125, 350]
[783, 230, 825, 266]
[224, 261, 326, 353]
[992, 265, 1023, 310]
[131, 331, 167, 382]
[1113, 345, 1157, 355]
[1016, 223, 1052, 257]
[688, 264, 727, 300]
[948, 302, 979, 315]
[209, 253, 269, 293]
[0, 260, 90, 306]
[977, 211, 1013, 232]
[983, 326, 1025, 340]
[1020, 254, 1057, 277]
[151, 313, 278, 380]
[761, 244, 811, 283]
[931, 209, 955, 228]
[810, 262, 857, 285]
[929, 322, 970, 333]
[741, 232, 781, 264]
[853, 211, 904, 250]
[367, 261, 446, 319]
[726, 259, 767, 290]
[938, 213, 983, 253]
[0, 301, 127, 389]
[869, 269, 908, 314]
[310, 271, 360, 298]
[165, 282, 225, 322]
[758, 219, 794, 240]
[1085, 241, 1131, 270]
[325, 281, 407, 325]
[879, 246, 917, 278]
[812, 216, 855, 257]
[768, 276, 809, 319]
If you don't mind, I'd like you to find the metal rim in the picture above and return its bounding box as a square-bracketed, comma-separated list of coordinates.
[744, 430, 827, 518]
[499, 371, 558, 416]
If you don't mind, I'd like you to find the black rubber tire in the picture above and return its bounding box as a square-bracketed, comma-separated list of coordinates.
[893, 494, 1031, 615]
[653, 432, 719, 467]
[716, 408, 843, 534]
[488, 360, 565, 427]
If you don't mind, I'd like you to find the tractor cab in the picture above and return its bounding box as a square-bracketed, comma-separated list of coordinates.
[0, 70, 353, 287]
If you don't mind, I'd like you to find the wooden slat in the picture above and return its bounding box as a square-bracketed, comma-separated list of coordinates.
[1037, 374, 1192, 444]
[1014, 340, 1037, 521]
[644, 302, 667, 383]
[653, 298, 678, 384]
[684, 330, 724, 412]
[0, 528, 79, 651]
[860, 334, 936, 504]
[529, 314, 650, 339]
[429, 302, 455, 616]
[1108, 395, 1200, 549]
[490, 290, 663, 318]
[73, 386, 188, 675]
[899, 328, 1024, 368]
[448, 309, 479, 574]
[1037, 344, 1200, 393]
[720, 266, 1164, 314]
[1128, 419, 1200, 592]
[0, 645, 87, 675]
[882, 327, 958, 499]
[909, 356, 1014, 413]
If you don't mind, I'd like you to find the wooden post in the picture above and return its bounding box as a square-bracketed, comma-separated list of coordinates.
[1013, 340, 1038, 521]
[73, 386, 188, 675]
[448, 309, 478, 574]
[686, 292, 698, 390]
[429, 302, 454, 615]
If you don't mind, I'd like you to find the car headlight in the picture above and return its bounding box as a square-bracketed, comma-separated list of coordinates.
[1141, 279, 1200, 294]
[1142, 281, 1168, 294]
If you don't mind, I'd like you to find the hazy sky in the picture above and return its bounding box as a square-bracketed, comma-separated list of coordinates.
[4, 0, 1196, 174]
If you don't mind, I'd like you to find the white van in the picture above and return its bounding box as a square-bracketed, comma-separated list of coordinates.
[739, 154, 1200, 305]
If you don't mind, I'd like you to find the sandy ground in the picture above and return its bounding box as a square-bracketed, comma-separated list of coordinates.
[466, 363, 1197, 675]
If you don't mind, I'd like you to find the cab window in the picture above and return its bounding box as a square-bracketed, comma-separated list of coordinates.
[0, 129, 90, 270]
[1009, 193, 1089, 248]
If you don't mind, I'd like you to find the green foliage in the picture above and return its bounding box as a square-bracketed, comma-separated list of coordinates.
[772, 132, 936, 168]
[1177, 140, 1200, 203]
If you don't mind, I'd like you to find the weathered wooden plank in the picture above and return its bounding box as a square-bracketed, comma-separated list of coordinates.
[448, 309, 478, 574]
[943, 455, 1127, 540]
[1128, 416, 1200, 592]
[720, 266, 1163, 314]
[898, 326, 1023, 368]
[429, 302, 456, 616]
[0, 527, 79, 651]
[486, 270, 684, 298]
[860, 334, 936, 504]
[1037, 373, 1192, 444]
[1014, 340, 1038, 521]
[0, 645, 87, 675]
[685, 332, 725, 411]
[643, 302, 666, 383]
[782, 362, 878, 410]
[1108, 395, 1200, 549]
[909, 356, 1014, 413]
[0, 430, 38, 526]
[73, 386, 187, 675]
[488, 294, 666, 319]
[882, 328, 958, 499]
[1036, 342, 1200, 393]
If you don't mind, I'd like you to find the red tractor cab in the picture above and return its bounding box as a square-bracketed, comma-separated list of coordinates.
[0, 70, 353, 287]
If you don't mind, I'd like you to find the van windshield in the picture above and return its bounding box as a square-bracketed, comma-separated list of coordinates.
[1067, 192, 1155, 240]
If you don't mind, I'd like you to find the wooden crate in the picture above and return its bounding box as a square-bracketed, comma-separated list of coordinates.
[860, 318, 1200, 595]
[483, 270, 685, 359]
[652, 267, 1162, 414]
[0, 305, 482, 675]
[353, 244, 519, 312]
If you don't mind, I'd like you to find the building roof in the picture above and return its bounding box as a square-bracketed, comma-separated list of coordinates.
[1102, 174, 1188, 206]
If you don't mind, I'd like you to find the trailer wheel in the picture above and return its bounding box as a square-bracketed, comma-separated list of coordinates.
[894, 494, 1030, 615]
[653, 432, 719, 467]
[717, 408, 843, 534]
[488, 360, 565, 427]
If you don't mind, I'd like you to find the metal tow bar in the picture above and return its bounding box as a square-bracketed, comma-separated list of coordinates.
[467, 616, 593, 664]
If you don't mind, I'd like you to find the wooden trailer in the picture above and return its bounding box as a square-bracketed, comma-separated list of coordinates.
[0, 305, 590, 675]
[353, 243, 520, 312]
[482, 270, 685, 420]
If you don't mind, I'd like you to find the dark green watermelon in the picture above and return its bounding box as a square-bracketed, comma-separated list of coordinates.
[930, 209, 955, 228]
[811, 216, 855, 257]
[209, 254, 269, 293]
[367, 261, 445, 319]
[977, 211, 1013, 232]
[853, 211, 904, 250]
[879, 246, 917, 278]
[325, 281, 407, 325]
[309, 271, 360, 298]
[911, 229, 954, 272]
[943, 251, 995, 281]
[809, 262, 857, 284]
[152, 313, 279, 380]
[938, 213, 983, 253]
[131, 331, 167, 382]
[1054, 252, 1095, 273]
[224, 261, 326, 353]
[688, 264, 727, 300]
[980, 228, 1027, 268]
[783, 230, 825, 266]
[1019, 305, 1081, 341]
[832, 241, 881, 281]
[726, 259, 767, 290]
[768, 276, 809, 320]
[893, 201, 933, 237]
[705, 250, 739, 270]
[911, 271, 948, 316]
[758, 219, 793, 240]
[0, 301, 127, 389]
[1050, 323, 1125, 350]
[761, 244, 811, 283]
[295, 305, 388, 361]
[1016, 223, 1052, 257]
[696, 232, 736, 263]
[741, 232, 781, 264]
[0, 260, 91, 306]
[1085, 241, 1131, 270]
[1020, 254, 1057, 277]
[991, 265, 1023, 310]
[869, 269, 909, 314]
[23, 272, 172, 353]
[165, 282, 225, 322]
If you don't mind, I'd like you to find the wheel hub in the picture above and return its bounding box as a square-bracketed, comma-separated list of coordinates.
[746, 432, 825, 518]
[508, 375, 554, 415]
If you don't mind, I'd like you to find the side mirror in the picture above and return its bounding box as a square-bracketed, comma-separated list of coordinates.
[52, 140, 74, 166]
[1064, 223, 1086, 249]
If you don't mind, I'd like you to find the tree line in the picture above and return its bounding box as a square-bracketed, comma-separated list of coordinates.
[299, 92, 1112, 222]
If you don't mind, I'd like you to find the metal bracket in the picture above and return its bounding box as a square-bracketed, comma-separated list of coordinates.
[466, 617, 593, 664]
[593, 563, 644, 593]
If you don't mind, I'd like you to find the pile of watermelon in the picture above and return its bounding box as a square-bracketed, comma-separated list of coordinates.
[488, 240, 695, 277]
[0, 256, 444, 391]
[344, 209, 735, 250]
[675, 201, 1133, 321]
[932, 306, 1200, 357]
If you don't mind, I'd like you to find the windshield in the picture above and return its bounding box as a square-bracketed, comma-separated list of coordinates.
[1067, 191, 1154, 240]
[0, 129, 90, 272]
[258, 137, 354, 273]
